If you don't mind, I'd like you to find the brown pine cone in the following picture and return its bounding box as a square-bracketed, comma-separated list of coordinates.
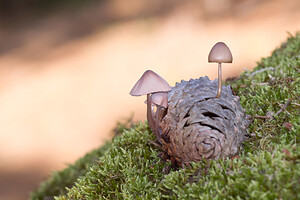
[159, 76, 250, 166]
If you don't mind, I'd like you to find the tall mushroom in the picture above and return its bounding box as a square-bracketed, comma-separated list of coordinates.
[208, 42, 233, 98]
[129, 70, 171, 132]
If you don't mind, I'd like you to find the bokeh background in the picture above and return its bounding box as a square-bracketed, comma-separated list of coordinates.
[0, 0, 299, 199]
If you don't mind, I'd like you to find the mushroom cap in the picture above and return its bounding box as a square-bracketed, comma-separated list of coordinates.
[208, 42, 233, 63]
[151, 92, 168, 108]
[129, 70, 171, 96]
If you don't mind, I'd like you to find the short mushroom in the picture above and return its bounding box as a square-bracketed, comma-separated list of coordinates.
[151, 92, 168, 143]
[208, 42, 233, 98]
[129, 70, 171, 132]
[151, 92, 168, 108]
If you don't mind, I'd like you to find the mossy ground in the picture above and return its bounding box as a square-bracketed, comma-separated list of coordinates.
[31, 33, 300, 200]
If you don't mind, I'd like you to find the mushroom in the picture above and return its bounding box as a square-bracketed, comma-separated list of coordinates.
[129, 70, 171, 132]
[151, 92, 168, 108]
[208, 42, 233, 98]
[151, 92, 168, 143]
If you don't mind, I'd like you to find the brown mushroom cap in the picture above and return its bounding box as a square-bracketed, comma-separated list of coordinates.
[151, 92, 168, 108]
[129, 70, 171, 96]
[208, 42, 233, 63]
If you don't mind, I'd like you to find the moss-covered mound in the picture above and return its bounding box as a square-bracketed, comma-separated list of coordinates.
[31, 33, 300, 200]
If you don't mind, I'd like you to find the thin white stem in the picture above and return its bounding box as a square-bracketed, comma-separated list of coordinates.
[147, 94, 156, 131]
[155, 106, 163, 144]
[217, 63, 222, 98]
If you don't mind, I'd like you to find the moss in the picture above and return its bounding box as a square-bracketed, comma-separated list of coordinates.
[31, 33, 300, 200]
[31, 142, 111, 199]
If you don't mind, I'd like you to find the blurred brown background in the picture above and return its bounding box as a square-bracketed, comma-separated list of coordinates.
[0, 0, 299, 199]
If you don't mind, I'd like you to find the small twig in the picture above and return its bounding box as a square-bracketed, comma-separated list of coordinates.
[274, 99, 291, 116]
[255, 82, 269, 86]
[250, 67, 274, 77]
[148, 140, 162, 149]
[253, 115, 272, 119]
[250, 82, 269, 87]
[290, 65, 300, 70]
[252, 99, 291, 120]
[239, 82, 269, 88]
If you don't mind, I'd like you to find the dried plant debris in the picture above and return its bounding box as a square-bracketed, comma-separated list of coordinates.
[160, 77, 250, 166]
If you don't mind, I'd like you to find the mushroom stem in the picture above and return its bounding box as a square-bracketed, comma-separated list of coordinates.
[217, 62, 222, 98]
[155, 106, 164, 144]
[147, 94, 156, 131]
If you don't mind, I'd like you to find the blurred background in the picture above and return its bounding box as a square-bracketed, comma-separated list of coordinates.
[0, 0, 299, 199]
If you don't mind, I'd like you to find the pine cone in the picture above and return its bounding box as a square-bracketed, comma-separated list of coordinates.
[159, 76, 249, 166]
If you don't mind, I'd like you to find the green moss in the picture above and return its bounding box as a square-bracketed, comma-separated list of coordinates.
[31, 33, 300, 200]
[31, 142, 111, 199]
